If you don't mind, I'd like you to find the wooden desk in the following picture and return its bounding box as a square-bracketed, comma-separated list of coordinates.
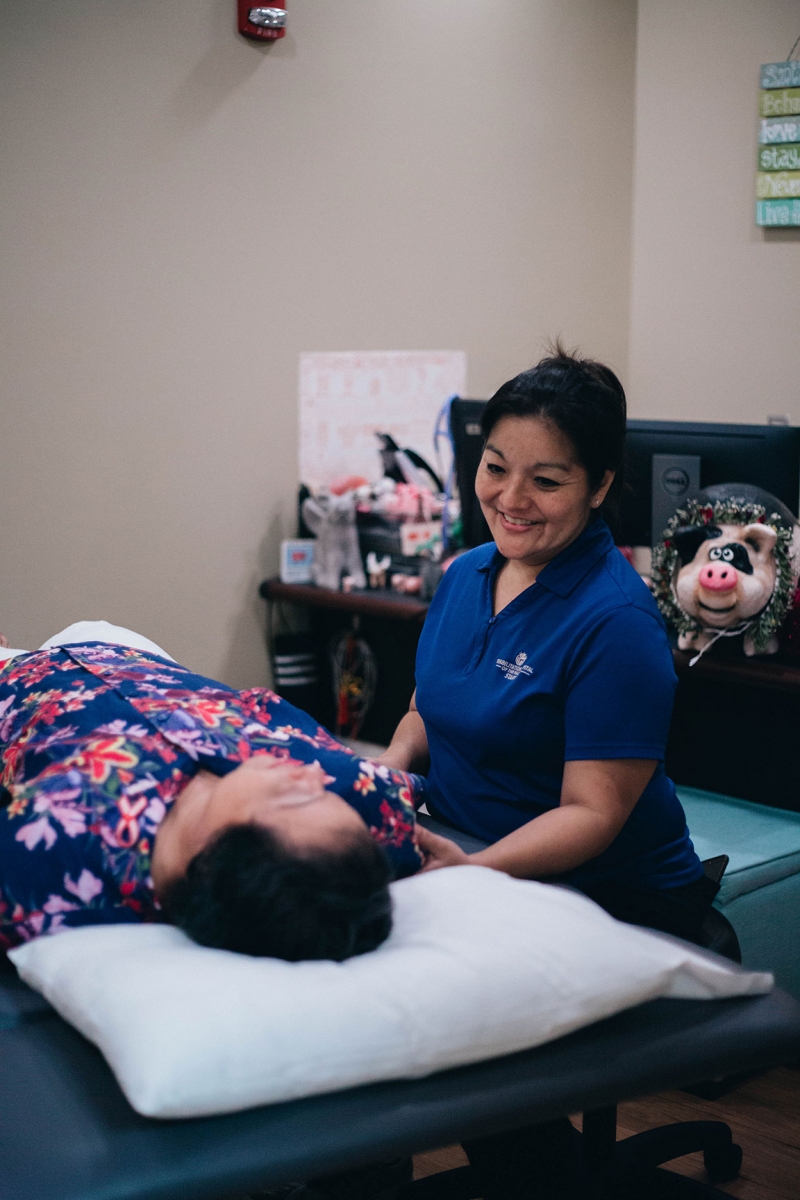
[259, 579, 427, 744]
[259, 579, 428, 623]
[260, 580, 800, 809]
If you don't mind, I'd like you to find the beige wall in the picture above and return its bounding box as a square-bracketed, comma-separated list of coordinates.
[628, 0, 800, 423]
[0, 0, 636, 684]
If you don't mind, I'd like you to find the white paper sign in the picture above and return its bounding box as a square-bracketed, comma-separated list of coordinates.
[298, 351, 467, 490]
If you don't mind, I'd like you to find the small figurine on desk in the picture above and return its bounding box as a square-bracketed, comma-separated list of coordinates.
[301, 490, 367, 592]
[652, 483, 800, 663]
[391, 573, 422, 595]
[366, 552, 391, 590]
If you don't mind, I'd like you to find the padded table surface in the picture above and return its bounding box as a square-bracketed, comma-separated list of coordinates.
[677, 785, 800, 900]
[2, 959, 800, 1200]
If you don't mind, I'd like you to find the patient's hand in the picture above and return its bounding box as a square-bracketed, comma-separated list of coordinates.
[416, 825, 471, 873]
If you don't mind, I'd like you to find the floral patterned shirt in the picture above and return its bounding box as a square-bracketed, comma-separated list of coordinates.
[0, 644, 422, 949]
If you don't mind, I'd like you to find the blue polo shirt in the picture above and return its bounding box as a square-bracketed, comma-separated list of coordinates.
[415, 519, 703, 891]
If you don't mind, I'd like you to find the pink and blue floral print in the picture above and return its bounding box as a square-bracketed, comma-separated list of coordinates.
[0, 644, 422, 948]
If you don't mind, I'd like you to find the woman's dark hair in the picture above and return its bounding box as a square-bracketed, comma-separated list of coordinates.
[161, 823, 393, 962]
[481, 340, 627, 523]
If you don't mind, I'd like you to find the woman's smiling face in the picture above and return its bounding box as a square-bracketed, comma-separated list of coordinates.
[475, 414, 613, 569]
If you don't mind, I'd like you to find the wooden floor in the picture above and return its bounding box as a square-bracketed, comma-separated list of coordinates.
[412, 1067, 800, 1199]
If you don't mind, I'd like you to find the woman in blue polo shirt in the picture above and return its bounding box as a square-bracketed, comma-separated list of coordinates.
[375, 348, 716, 1200]
[379, 345, 714, 944]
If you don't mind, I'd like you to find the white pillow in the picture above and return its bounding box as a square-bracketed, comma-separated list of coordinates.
[37, 620, 176, 660]
[0, 620, 176, 664]
[10, 866, 771, 1120]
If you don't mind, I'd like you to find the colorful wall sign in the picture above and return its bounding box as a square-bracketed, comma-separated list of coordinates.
[757, 62, 800, 225]
[760, 117, 800, 144]
[760, 87, 800, 117]
[761, 61, 800, 89]
[757, 170, 800, 198]
[758, 144, 800, 169]
[757, 199, 800, 226]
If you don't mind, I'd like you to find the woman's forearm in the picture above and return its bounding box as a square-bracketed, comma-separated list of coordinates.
[469, 759, 655, 880]
[376, 709, 430, 774]
[469, 804, 621, 879]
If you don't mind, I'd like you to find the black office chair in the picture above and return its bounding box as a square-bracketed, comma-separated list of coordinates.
[573, 855, 744, 1199]
[408, 823, 746, 1200]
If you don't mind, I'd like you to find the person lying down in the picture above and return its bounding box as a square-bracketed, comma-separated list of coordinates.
[0, 626, 429, 960]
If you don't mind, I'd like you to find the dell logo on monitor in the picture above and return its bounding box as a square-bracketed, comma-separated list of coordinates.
[662, 467, 692, 496]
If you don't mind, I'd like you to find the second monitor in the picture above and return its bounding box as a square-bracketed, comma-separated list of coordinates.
[621, 420, 800, 546]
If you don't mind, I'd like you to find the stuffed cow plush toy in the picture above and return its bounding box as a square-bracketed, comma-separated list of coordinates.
[651, 483, 800, 661]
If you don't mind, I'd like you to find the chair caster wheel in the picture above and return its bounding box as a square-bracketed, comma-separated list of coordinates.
[703, 1142, 743, 1182]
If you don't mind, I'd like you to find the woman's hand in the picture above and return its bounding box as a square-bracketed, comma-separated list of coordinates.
[416, 825, 471, 872]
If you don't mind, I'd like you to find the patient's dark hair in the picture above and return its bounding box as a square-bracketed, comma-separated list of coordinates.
[481, 340, 627, 524]
[161, 823, 393, 961]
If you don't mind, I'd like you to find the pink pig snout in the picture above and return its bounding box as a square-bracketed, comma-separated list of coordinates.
[699, 563, 738, 592]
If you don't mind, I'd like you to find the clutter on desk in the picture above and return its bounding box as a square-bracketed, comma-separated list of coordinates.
[279, 539, 315, 584]
[400, 519, 442, 558]
[300, 490, 367, 591]
[391, 572, 422, 595]
[297, 426, 459, 597]
[651, 483, 800, 664]
[366, 552, 391, 590]
[281, 418, 456, 740]
[376, 431, 443, 493]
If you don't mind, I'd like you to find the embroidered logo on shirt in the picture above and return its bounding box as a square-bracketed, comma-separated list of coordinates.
[496, 652, 533, 680]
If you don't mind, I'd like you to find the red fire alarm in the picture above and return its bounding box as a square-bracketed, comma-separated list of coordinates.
[238, 3, 286, 41]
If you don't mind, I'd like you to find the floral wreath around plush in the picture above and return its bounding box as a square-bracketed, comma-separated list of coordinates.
[651, 498, 796, 655]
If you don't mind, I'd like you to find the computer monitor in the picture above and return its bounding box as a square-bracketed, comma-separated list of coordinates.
[450, 402, 800, 550]
[450, 398, 492, 549]
[621, 420, 800, 546]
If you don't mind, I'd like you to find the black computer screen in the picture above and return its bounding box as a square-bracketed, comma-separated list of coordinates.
[451, 404, 800, 550]
[621, 421, 800, 545]
[450, 398, 492, 549]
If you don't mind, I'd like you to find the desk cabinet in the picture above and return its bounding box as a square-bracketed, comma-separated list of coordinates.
[260, 580, 425, 745]
[667, 650, 800, 814]
[260, 579, 800, 809]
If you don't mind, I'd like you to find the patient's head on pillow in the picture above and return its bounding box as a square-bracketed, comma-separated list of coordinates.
[152, 756, 394, 960]
[160, 823, 393, 961]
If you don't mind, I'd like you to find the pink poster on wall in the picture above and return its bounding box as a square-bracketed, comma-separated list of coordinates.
[298, 350, 467, 490]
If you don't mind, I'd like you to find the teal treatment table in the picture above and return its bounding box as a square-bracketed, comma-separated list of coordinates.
[678, 786, 800, 998]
